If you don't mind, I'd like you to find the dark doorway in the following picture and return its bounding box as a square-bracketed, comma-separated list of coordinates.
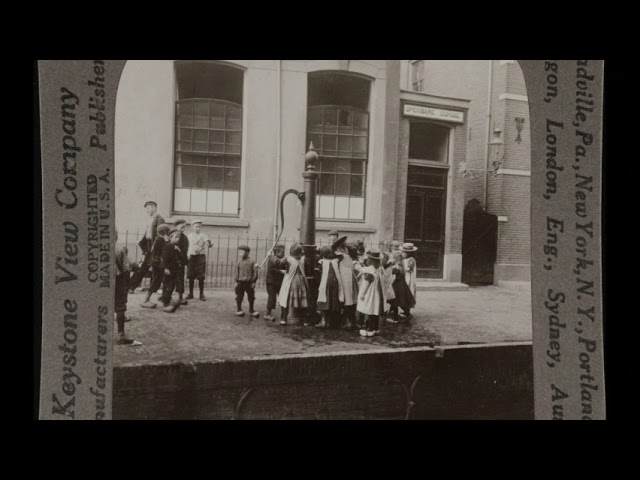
[461, 199, 498, 285]
[404, 165, 447, 279]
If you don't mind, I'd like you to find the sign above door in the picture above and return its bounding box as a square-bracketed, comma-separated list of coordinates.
[403, 104, 465, 124]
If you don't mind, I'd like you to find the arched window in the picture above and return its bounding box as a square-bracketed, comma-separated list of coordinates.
[307, 72, 371, 221]
[173, 62, 244, 216]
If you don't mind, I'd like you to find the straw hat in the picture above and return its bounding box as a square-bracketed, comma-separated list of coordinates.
[331, 235, 348, 250]
[366, 247, 382, 260]
[401, 243, 418, 252]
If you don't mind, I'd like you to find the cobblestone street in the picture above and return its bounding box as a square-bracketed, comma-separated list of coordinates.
[114, 285, 532, 367]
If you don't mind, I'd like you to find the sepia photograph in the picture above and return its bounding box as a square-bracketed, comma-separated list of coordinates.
[110, 60, 535, 419]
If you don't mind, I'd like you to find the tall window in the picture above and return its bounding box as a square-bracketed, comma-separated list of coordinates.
[173, 62, 243, 216]
[307, 72, 371, 221]
[411, 60, 424, 92]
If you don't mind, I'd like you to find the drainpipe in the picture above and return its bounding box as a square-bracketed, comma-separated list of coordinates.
[484, 60, 494, 209]
[273, 60, 282, 241]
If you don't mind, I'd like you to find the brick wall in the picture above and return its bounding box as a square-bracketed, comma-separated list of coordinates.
[113, 343, 534, 420]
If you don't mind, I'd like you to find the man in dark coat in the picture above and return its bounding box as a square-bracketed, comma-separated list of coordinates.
[174, 219, 190, 305]
[129, 201, 165, 292]
[160, 229, 182, 313]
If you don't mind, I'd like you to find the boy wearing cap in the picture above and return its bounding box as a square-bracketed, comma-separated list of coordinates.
[174, 219, 189, 305]
[141, 223, 171, 308]
[235, 245, 259, 317]
[264, 243, 286, 322]
[187, 220, 212, 301]
[159, 229, 182, 313]
[129, 201, 165, 292]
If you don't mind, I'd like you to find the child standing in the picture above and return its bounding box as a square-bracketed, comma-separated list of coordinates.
[333, 236, 359, 329]
[115, 230, 136, 345]
[160, 229, 182, 313]
[402, 243, 419, 305]
[357, 248, 388, 337]
[186, 219, 212, 301]
[265, 243, 286, 322]
[141, 224, 171, 308]
[174, 219, 189, 305]
[278, 243, 311, 326]
[235, 245, 259, 318]
[386, 251, 416, 323]
[316, 246, 344, 329]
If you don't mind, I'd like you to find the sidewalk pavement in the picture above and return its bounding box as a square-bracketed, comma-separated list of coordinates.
[114, 285, 532, 367]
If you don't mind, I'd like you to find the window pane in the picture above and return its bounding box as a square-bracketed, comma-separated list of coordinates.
[334, 196, 349, 219]
[191, 156, 207, 166]
[349, 197, 364, 220]
[353, 136, 367, 157]
[351, 160, 364, 175]
[178, 102, 193, 116]
[207, 167, 224, 190]
[319, 173, 335, 195]
[224, 167, 241, 191]
[177, 141, 192, 152]
[175, 165, 191, 188]
[319, 195, 334, 218]
[338, 109, 353, 134]
[225, 157, 240, 168]
[206, 190, 223, 214]
[323, 108, 338, 133]
[226, 144, 241, 154]
[338, 136, 353, 157]
[194, 129, 208, 143]
[350, 175, 364, 197]
[191, 189, 206, 212]
[178, 113, 193, 127]
[226, 131, 241, 146]
[209, 142, 224, 153]
[178, 128, 192, 141]
[321, 158, 336, 172]
[308, 108, 323, 133]
[208, 156, 224, 166]
[335, 174, 350, 196]
[194, 101, 209, 128]
[210, 102, 225, 129]
[336, 159, 350, 174]
[210, 130, 224, 144]
[174, 188, 190, 212]
[191, 166, 207, 189]
[194, 141, 208, 152]
[323, 134, 337, 156]
[354, 111, 368, 133]
[223, 191, 239, 215]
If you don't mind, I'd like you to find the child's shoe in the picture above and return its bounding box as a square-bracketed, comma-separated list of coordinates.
[116, 333, 135, 345]
[316, 319, 327, 329]
[199, 294, 206, 301]
[359, 329, 368, 337]
[279, 320, 287, 326]
[250, 311, 260, 318]
[386, 317, 399, 324]
[186, 293, 194, 300]
[264, 314, 275, 321]
[162, 304, 176, 313]
[141, 301, 156, 309]
[366, 330, 376, 337]
[235, 311, 245, 317]
[179, 297, 188, 305]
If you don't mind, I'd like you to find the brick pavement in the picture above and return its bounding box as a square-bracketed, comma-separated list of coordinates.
[114, 285, 532, 367]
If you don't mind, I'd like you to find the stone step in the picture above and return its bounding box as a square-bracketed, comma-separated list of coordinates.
[415, 281, 469, 292]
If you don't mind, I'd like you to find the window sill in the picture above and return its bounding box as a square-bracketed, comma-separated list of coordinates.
[315, 221, 376, 234]
[166, 217, 249, 228]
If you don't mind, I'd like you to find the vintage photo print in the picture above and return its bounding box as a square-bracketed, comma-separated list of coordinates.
[37, 60, 604, 420]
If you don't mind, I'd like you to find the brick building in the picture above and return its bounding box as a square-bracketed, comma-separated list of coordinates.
[115, 60, 529, 285]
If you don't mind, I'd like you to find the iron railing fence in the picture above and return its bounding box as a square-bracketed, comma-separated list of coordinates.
[121, 231, 386, 289]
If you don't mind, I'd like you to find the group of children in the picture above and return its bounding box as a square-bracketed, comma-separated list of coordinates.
[115, 206, 420, 343]
[260, 231, 419, 338]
